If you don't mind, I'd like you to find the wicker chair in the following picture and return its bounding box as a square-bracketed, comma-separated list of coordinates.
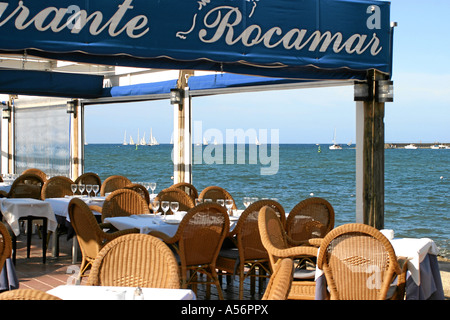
[0, 222, 12, 272]
[262, 258, 294, 300]
[0, 289, 61, 300]
[22, 168, 47, 182]
[216, 199, 284, 299]
[170, 182, 198, 202]
[87, 233, 180, 289]
[198, 185, 237, 210]
[317, 223, 408, 300]
[258, 205, 320, 300]
[155, 188, 195, 214]
[100, 175, 131, 196]
[286, 197, 335, 243]
[149, 203, 229, 299]
[0, 173, 44, 199]
[40, 175, 74, 257]
[100, 189, 150, 223]
[41, 176, 74, 199]
[74, 172, 101, 190]
[1, 173, 46, 263]
[124, 183, 150, 205]
[68, 198, 139, 280]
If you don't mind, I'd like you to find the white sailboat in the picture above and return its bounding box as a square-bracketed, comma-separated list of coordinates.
[203, 137, 208, 146]
[140, 132, 146, 145]
[129, 135, 135, 145]
[329, 128, 342, 150]
[147, 128, 159, 146]
[123, 130, 128, 145]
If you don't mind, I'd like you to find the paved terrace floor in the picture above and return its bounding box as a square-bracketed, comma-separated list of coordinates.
[11, 229, 267, 300]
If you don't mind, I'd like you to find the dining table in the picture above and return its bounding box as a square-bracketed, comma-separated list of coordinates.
[45, 195, 105, 263]
[47, 285, 196, 300]
[104, 211, 241, 236]
[314, 232, 445, 300]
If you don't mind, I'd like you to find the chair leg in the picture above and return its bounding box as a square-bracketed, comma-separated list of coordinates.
[26, 218, 32, 259]
[41, 218, 47, 264]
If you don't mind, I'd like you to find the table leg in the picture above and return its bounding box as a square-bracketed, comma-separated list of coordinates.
[42, 218, 47, 264]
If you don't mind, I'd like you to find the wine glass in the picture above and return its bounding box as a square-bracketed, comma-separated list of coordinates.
[152, 200, 160, 214]
[71, 184, 77, 196]
[78, 184, 85, 196]
[216, 199, 224, 207]
[225, 199, 234, 215]
[92, 184, 99, 197]
[161, 201, 170, 220]
[170, 201, 179, 215]
[85, 184, 92, 197]
[243, 197, 250, 208]
[149, 182, 156, 195]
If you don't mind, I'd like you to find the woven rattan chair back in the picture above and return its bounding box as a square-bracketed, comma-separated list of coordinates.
[0, 222, 12, 272]
[317, 223, 405, 300]
[124, 183, 150, 204]
[41, 176, 74, 199]
[235, 199, 284, 260]
[155, 188, 195, 213]
[198, 185, 237, 209]
[170, 182, 198, 202]
[74, 172, 101, 188]
[170, 203, 229, 299]
[0, 289, 61, 300]
[262, 258, 294, 300]
[69, 198, 139, 279]
[258, 205, 290, 268]
[7, 173, 44, 199]
[74, 172, 102, 195]
[22, 168, 47, 182]
[100, 175, 131, 196]
[286, 197, 335, 242]
[87, 233, 180, 288]
[101, 189, 150, 222]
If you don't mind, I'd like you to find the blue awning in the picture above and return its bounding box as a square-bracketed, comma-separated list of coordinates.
[0, 0, 393, 81]
[0, 69, 104, 98]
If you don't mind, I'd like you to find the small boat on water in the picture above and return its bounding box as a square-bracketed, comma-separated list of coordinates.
[329, 128, 342, 150]
[404, 144, 418, 149]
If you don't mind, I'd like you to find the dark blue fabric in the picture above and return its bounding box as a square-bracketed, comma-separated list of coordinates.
[0, 69, 104, 98]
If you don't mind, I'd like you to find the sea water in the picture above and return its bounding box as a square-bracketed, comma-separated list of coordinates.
[84, 144, 449, 258]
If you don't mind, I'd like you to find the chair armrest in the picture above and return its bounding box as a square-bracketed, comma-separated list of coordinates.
[88, 205, 102, 214]
[271, 245, 319, 260]
[286, 236, 323, 248]
[103, 228, 139, 241]
[148, 230, 174, 243]
[0, 190, 8, 198]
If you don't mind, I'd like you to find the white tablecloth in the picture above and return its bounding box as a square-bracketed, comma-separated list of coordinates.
[47, 285, 196, 300]
[45, 196, 104, 222]
[105, 213, 240, 237]
[104, 215, 182, 237]
[0, 198, 57, 236]
[0, 182, 11, 193]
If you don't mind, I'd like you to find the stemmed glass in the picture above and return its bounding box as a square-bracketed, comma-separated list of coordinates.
[216, 199, 224, 207]
[85, 184, 92, 198]
[92, 185, 99, 197]
[170, 201, 179, 215]
[152, 199, 160, 215]
[161, 201, 170, 220]
[149, 182, 156, 195]
[243, 197, 250, 208]
[225, 199, 234, 215]
[71, 184, 77, 196]
[78, 184, 85, 197]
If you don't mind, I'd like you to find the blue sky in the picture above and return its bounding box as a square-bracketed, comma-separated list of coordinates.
[85, 0, 450, 144]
